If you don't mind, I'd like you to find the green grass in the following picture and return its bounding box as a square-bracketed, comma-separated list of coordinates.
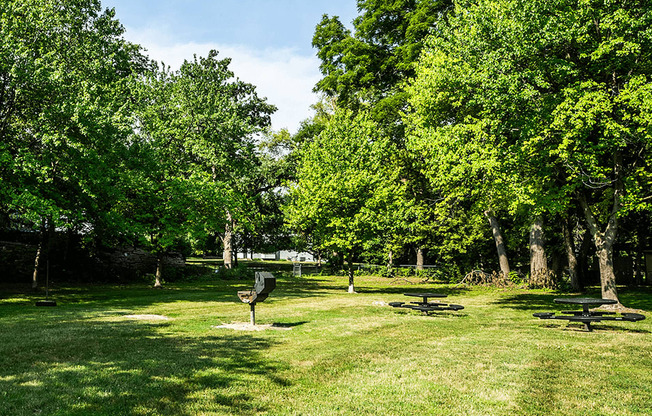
[1, 274, 651, 415]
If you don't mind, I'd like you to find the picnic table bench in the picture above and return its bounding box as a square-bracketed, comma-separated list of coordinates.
[533, 297, 645, 332]
[390, 293, 464, 315]
[237, 271, 276, 325]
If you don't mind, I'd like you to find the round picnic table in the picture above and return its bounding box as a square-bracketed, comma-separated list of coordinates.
[404, 292, 447, 304]
[554, 298, 617, 316]
[534, 298, 642, 332]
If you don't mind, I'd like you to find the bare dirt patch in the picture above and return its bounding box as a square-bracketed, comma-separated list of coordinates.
[123, 314, 171, 321]
[211, 322, 292, 331]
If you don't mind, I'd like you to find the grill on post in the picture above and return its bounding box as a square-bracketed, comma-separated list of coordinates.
[237, 271, 276, 325]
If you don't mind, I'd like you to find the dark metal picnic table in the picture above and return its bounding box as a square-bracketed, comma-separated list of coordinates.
[555, 297, 617, 314]
[403, 292, 447, 304]
[533, 297, 645, 332]
[390, 292, 464, 314]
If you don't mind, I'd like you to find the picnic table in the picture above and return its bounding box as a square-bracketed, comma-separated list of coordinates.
[390, 292, 464, 314]
[403, 292, 447, 304]
[533, 297, 645, 332]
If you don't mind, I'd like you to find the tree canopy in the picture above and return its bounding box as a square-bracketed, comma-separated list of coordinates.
[1, 1, 277, 285]
[286, 109, 404, 292]
[313, 0, 452, 134]
[406, 0, 652, 300]
[2, 0, 650, 297]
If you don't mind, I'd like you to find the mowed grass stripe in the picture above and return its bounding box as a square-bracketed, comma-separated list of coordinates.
[1, 275, 650, 415]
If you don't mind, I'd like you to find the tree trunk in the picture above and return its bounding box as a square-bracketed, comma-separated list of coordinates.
[578, 192, 622, 306]
[577, 227, 592, 287]
[484, 209, 510, 279]
[387, 250, 394, 277]
[529, 216, 553, 287]
[562, 218, 581, 292]
[232, 231, 239, 267]
[31, 218, 46, 289]
[154, 253, 163, 288]
[529, 216, 548, 276]
[222, 210, 233, 269]
[550, 250, 562, 281]
[595, 245, 619, 301]
[416, 248, 424, 271]
[635, 216, 648, 285]
[347, 253, 355, 293]
[241, 239, 248, 263]
[32, 232, 44, 289]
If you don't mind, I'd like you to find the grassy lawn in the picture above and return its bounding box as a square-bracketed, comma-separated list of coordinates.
[1, 272, 650, 416]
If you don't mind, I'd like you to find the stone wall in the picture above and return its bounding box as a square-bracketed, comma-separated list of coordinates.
[0, 241, 37, 281]
[0, 240, 185, 283]
[98, 247, 186, 280]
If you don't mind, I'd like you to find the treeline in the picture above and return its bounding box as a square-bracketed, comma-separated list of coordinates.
[284, 0, 652, 302]
[2, 1, 651, 304]
[0, 0, 288, 287]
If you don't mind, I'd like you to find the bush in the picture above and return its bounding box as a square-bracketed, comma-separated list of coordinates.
[527, 269, 557, 289]
[508, 270, 525, 286]
[354, 264, 392, 277]
[458, 270, 513, 287]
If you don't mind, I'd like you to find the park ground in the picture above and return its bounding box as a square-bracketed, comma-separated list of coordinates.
[1, 264, 651, 416]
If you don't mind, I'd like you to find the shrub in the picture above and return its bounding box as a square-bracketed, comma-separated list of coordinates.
[527, 269, 557, 289]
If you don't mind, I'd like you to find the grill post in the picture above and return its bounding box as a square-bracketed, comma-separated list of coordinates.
[237, 272, 276, 326]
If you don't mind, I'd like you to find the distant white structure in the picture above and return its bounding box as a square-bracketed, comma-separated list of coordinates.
[279, 250, 315, 262]
[237, 250, 316, 262]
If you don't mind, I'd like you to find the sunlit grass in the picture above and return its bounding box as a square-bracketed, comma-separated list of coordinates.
[1, 274, 650, 415]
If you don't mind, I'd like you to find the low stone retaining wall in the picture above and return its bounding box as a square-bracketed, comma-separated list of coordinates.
[0, 240, 185, 283]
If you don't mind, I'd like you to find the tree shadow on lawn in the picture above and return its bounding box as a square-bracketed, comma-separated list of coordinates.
[493, 287, 652, 313]
[357, 284, 472, 297]
[491, 293, 565, 312]
[616, 286, 652, 311]
[0, 318, 289, 416]
[2, 276, 337, 310]
[1, 284, 235, 306]
[537, 321, 651, 334]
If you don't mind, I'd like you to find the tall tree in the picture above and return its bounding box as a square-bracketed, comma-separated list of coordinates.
[172, 51, 275, 269]
[1, 0, 147, 287]
[127, 65, 195, 287]
[133, 51, 275, 281]
[286, 110, 404, 293]
[313, 1, 453, 265]
[313, 0, 451, 133]
[407, 0, 652, 303]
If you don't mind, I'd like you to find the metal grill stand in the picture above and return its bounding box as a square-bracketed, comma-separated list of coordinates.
[237, 272, 276, 326]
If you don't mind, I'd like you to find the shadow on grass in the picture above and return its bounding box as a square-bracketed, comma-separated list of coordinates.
[271, 321, 309, 328]
[534, 320, 650, 334]
[617, 286, 652, 311]
[0, 317, 288, 416]
[493, 287, 652, 314]
[3, 273, 475, 311]
[491, 293, 561, 312]
[354, 284, 472, 297]
[0, 275, 340, 311]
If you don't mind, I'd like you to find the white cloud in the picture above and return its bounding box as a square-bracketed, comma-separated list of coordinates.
[127, 29, 320, 134]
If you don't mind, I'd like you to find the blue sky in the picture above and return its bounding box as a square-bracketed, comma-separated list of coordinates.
[100, 0, 359, 133]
